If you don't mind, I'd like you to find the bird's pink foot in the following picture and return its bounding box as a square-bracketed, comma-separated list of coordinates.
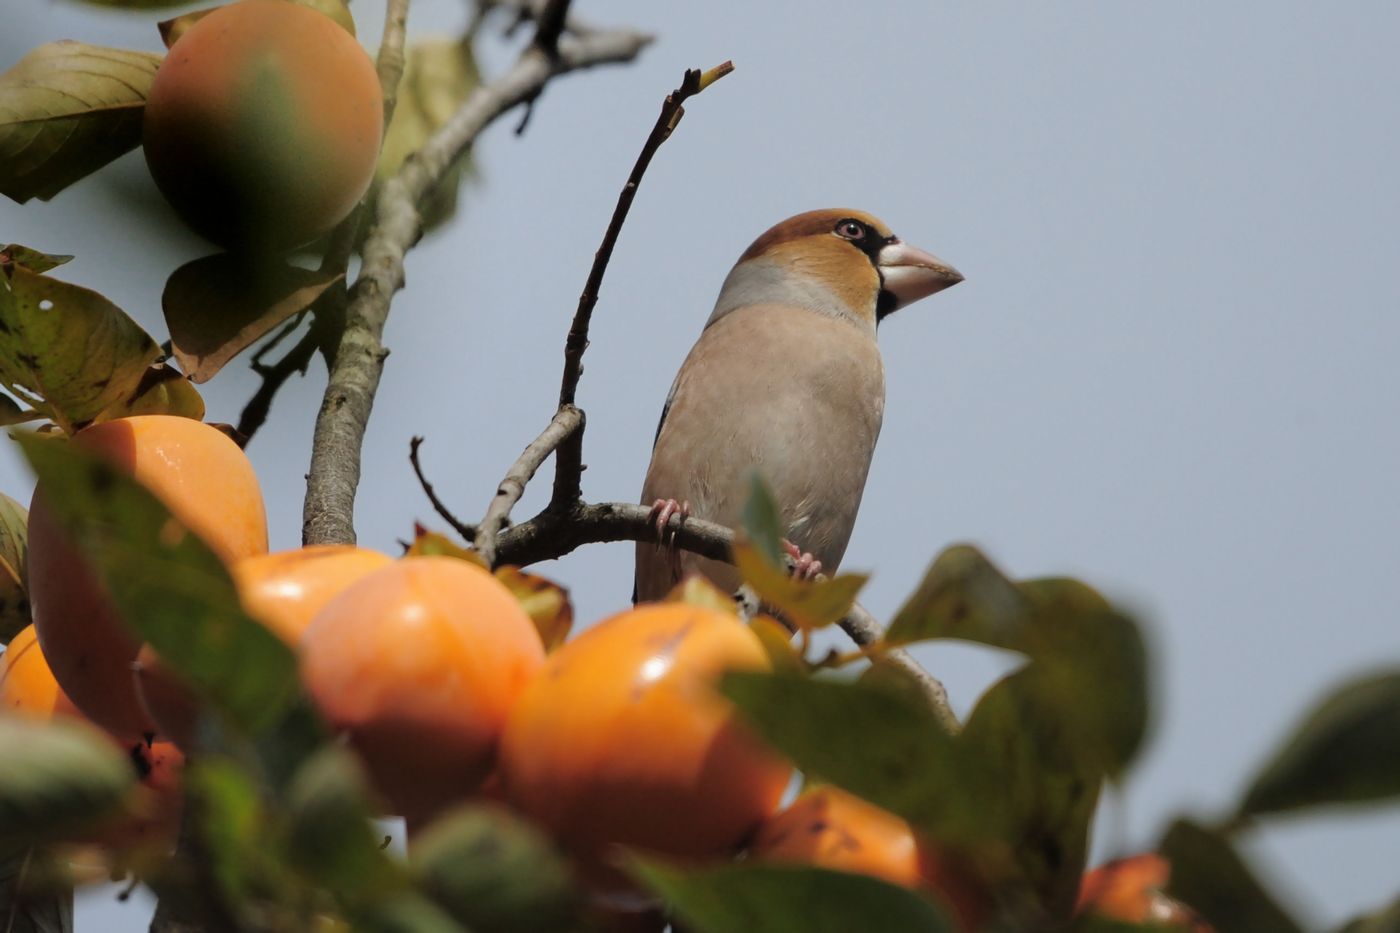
[648, 498, 691, 583]
[782, 539, 823, 582]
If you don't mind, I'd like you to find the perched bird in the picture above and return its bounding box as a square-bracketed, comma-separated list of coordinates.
[635, 208, 963, 602]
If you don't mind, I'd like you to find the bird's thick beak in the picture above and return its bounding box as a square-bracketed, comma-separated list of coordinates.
[877, 240, 963, 310]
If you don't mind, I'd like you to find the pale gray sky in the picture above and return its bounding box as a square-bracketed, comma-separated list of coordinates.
[4, 1, 1399, 929]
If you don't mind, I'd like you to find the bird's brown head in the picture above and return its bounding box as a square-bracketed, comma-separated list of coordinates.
[709, 208, 963, 331]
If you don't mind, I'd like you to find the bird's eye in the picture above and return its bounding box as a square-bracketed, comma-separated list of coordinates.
[834, 219, 866, 240]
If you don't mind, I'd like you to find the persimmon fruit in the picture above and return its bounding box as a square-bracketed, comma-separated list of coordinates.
[134, 545, 393, 748]
[751, 784, 989, 930]
[28, 415, 268, 739]
[142, 0, 384, 251]
[1, 623, 83, 720]
[0, 625, 183, 850]
[1077, 853, 1213, 930]
[498, 602, 792, 893]
[750, 785, 921, 886]
[299, 556, 546, 827]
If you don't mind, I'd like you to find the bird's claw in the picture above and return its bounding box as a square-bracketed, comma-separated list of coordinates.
[648, 498, 691, 583]
[782, 538, 823, 582]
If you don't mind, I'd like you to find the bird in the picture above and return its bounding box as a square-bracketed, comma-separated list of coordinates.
[634, 208, 963, 602]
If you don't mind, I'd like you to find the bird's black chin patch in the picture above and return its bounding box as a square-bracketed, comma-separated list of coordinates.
[876, 289, 899, 323]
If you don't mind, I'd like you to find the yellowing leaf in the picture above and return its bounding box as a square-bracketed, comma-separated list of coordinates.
[162, 253, 341, 384]
[160, 0, 354, 49]
[93, 362, 205, 422]
[749, 615, 803, 673]
[372, 37, 479, 235]
[0, 493, 29, 644]
[291, 0, 355, 35]
[732, 538, 867, 630]
[0, 245, 72, 275]
[0, 260, 161, 433]
[0, 42, 162, 203]
[404, 526, 485, 566]
[495, 567, 573, 652]
[664, 575, 740, 615]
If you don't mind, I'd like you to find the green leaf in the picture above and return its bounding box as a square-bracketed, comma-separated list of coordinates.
[0, 846, 72, 933]
[1336, 897, 1400, 933]
[0, 43, 162, 203]
[410, 805, 578, 933]
[732, 540, 867, 630]
[354, 894, 466, 933]
[1239, 669, 1400, 817]
[959, 672, 1101, 920]
[163, 254, 341, 384]
[0, 262, 162, 433]
[720, 671, 957, 830]
[885, 544, 1030, 648]
[0, 493, 30, 644]
[1016, 607, 1150, 779]
[633, 860, 954, 933]
[0, 246, 71, 275]
[740, 473, 787, 566]
[0, 717, 134, 843]
[18, 433, 299, 734]
[284, 747, 400, 901]
[373, 36, 478, 236]
[183, 758, 266, 912]
[1160, 818, 1304, 933]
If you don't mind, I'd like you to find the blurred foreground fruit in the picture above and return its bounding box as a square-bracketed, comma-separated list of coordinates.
[143, 0, 384, 250]
[0, 626, 183, 851]
[1077, 853, 1213, 930]
[135, 545, 392, 747]
[80, 738, 186, 854]
[499, 602, 792, 894]
[29, 415, 268, 738]
[1, 623, 83, 720]
[300, 556, 545, 826]
[751, 784, 988, 930]
[751, 785, 921, 884]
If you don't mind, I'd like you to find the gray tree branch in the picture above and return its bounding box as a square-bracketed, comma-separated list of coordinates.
[301, 16, 654, 545]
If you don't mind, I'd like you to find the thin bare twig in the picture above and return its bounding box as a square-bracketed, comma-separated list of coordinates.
[549, 61, 734, 509]
[474, 406, 583, 565]
[302, 18, 653, 546]
[237, 325, 320, 440]
[466, 63, 730, 561]
[409, 436, 476, 540]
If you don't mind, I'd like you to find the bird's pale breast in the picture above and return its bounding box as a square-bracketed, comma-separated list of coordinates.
[635, 303, 885, 601]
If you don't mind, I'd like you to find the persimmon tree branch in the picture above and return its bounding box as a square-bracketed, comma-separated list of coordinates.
[484, 498, 958, 728]
[409, 436, 476, 540]
[549, 61, 733, 508]
[469, 62, 733, 563]
[235, 0, 412, 446]
[301, 9, 653, 546]
[473, 406, 582, 565]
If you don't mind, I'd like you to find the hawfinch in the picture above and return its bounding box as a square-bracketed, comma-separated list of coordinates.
[635, 208, 963, 602]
